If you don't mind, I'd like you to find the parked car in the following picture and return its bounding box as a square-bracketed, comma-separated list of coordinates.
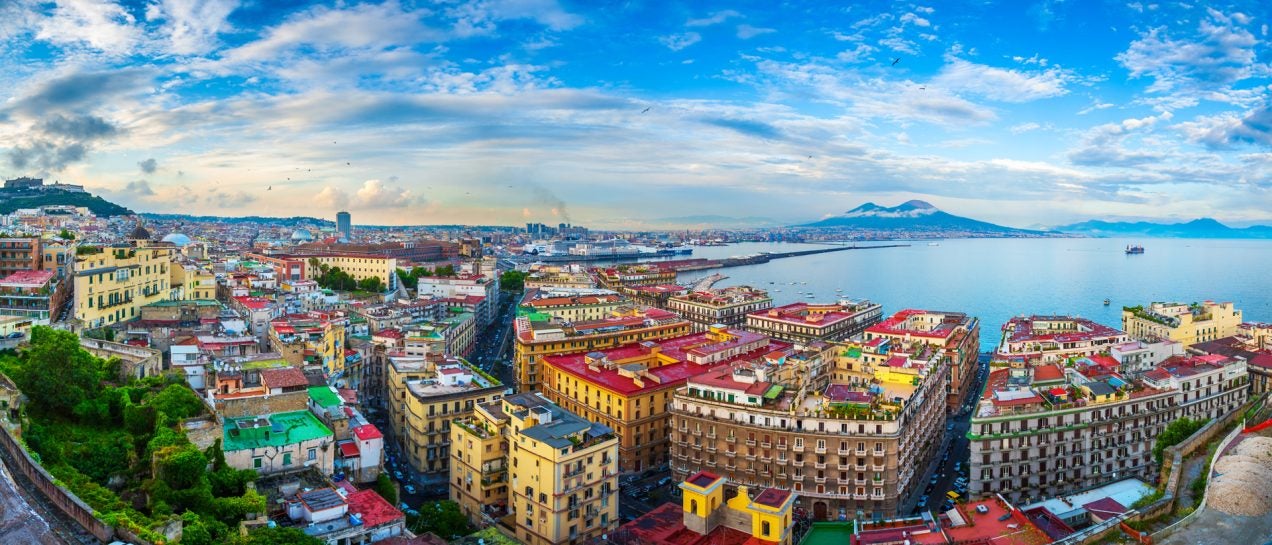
[953, 462, 961, 472]
[929, 476, 938, 486]
[657, 477, 671, 487]
[393, 471, 403, 481]
[916, 495, 929, 508]
[404, 484, 416, 495]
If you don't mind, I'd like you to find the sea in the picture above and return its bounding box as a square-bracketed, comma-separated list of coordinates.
[653, 238, 1272, 353]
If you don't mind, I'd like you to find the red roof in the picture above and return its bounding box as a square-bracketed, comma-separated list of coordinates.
[686, 471, 721, 489]
[345, 489, 403, 528]
[1082, 497, 1128, 517]
[1033, 364, 1065, 382]
[614, 502, 765, 545]
[353, 424, 383, 441]
[339, 441, 360, 458]
[1088, 355, 1120, 369]
[0, 269, 55, 287]
[234, 296, 273, 310]
[1049, 387, 1069, 396]
[884, 356, 909, 367]
[260, 367, 308, 389]
[1251, 353, 1272, 370]
[752, 488, 791, 508]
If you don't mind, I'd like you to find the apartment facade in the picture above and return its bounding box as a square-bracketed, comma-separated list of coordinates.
[513, 306, 692, 392]
[518, 289, 625, 323]
[668, 286, 773, 331]
[745, 300, 884, 346]
[73, 244, 173, 328]
[995, 315, 1130, 365]
[1122, 301, 1243, 347]
[668, 341, 948, 521]
[388, 355, 505, 478]
[0, 237, 41, 278]
[968, 354, 1248, 505]
[451, 393, 619, 545]
[541, 327, 790, 473]
[417, 273, 499, 327]
[268, 313, 347, 374]
[864, 309, 980, 411]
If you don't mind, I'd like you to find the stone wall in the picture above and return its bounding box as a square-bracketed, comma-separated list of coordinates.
[214, 390, 308, 419]
[80, 337, 163, 380]
[0, 423, 116, 542]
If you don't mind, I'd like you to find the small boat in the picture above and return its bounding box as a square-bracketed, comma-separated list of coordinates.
[928, 242, 940, 246]
[1125, 244, 1145, 254]
[806, 294, 815, 298]
[1103, 299, 1110, 306]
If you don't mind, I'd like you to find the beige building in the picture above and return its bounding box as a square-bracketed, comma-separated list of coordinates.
[864, 309, 981, 411]
[524, 264, 596, 290]
[387, 355, 505, 478]
[73, 244, 173, 328]
[745, 300, 883, 346]
[667, 286, 772, 331]
[669, 339, 948, 521]
[996, 315, 1129, 365]
[1122, 300, 1243, 347]
[451, 392, 619, 545]
[517, 288, 625, 322]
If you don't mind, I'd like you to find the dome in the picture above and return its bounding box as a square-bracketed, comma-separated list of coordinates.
[128, 222, 151, 241]
[290, 228, 314, 241]
[161, 233, 192, 246]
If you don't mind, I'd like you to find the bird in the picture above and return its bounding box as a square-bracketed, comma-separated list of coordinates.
[892, 58, 901, 66]
[807, 155, 813, 159]
[641, 107, 651, 114]
[346, 162, 351, 166]
[267, 186, 272, 191]
[919, 86, 926, 90]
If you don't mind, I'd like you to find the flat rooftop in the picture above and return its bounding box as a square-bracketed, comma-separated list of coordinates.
[223, 410, 333, 452]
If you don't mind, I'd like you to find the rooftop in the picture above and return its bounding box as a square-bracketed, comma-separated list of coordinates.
[345, 489, 403, 528]
[748, 300, 878, 327]
[0, 269, 55, 287]
[222, 410, 333, 452]
[866, 308, 972, 340]
[308, 386, 343, 409]
[1000, 315, 1125, 347]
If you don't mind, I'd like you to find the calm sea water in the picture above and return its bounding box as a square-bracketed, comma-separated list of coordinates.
[662, 239, 1272, 353]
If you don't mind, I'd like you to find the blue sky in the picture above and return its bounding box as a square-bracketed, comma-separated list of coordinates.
[1, 0, 1270, 228]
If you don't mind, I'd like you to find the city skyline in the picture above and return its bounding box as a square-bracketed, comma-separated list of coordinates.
[2, 1, 1271, 228]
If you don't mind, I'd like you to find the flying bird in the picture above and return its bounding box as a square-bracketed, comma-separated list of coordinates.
[919, 87, 926, 90]
[346, 162, 351, 166]
[891, 58, 900, 66]
[641, 107, 651, 114]
[807, 155, 813, 159]
[267, 186, 272, 191]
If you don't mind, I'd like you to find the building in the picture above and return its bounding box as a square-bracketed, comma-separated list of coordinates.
[541, 327, 791, 473]
[450, 392, 619, 545]
[745, 300, 884, 346]
[837, 496, 1053, 545]
[669, 338, 949, 521]
[518, 288, 625, 323]
[609, 471, 796, 545]
[0, 269, 69, 324]
[1192, 326, 1272, 394]
[514, 306, 692, 392]
[668, 286, 773, 331]
[73, 244, 174, 328]
[417, 273, 499, 327]
[863, 309, 980, 412]
[3, 177, 43, 190]
[39, 238, 74, 278]
[269, 313, 347, 375]
[293, 240, 458, 266]
[524, 264, 595, 290]
[593, 265, 676, 289]
[386, 355, 505, 479]
[967, 353, 1248, 504]
[223, 410, 335, 476]
[208, 362, 311, 418]
[1122, 301, 1243, 347]
[1108, 339, 1184, 378]
[0, 237, 41, 279]
[171, 263, 216, 300]
[245, 252, 398, 291]
[403, 311, 476, 358]
[337, 211, 352, 241]
[995, 316, 1129, 365]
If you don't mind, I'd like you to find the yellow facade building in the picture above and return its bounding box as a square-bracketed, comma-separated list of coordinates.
[269, 313, 346, 374]
[171, 263, 216, 300]
[513, 306, 691, 392]
[451, 392, 619, 545]
[611, 471, 795, 545]
[387, 355, 505, 479]
[1122, 300, 1243, 347]
[73, 244, 173, 328]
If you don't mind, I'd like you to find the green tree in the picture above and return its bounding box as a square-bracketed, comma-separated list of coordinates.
[159, 444, 209, 490]
[13, 326, 103, 415]
[500, 270, 526, 292]
[1153, 417, 1207, 463]
[234, 526, 325, 545]
[358, 276, 384, 293]
[374, 473, 398, 505]
[147, 383, 205, 424]
[408, 500, 473, 539]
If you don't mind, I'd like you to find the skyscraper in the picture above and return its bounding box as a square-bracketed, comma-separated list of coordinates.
[336, 211, 351, 241]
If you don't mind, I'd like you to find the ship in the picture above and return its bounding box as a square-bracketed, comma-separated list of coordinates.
[1125, 244, 1145, 254]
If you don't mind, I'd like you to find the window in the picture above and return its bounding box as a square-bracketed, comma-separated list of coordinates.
[762, 521, 771, 536]
[283, 453, 292, 466]
[308, 448, 317, 461]
[253, 458, 262, 468]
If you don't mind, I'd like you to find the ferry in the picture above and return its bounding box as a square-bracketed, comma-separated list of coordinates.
[1125, 244, 1145, 254]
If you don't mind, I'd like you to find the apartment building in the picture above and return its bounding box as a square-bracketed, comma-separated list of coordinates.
[513, 306, 692, 392]
[450, 392, 619, 545]
[387, 355, 505, 478]
[995, 316, 1130, 365]
[745, 300, 884, 346]
[668, 286, 773, 331]
[417, 273, 499, 327]
[612, 471, 796, 545]
[171, 262, 216, 300]
[593, 265, 676, 289]
[246, 251, 398, 291]
[268, 313, 346, 374]
[968, 354, 1248, 505]
[1122, 301, 1243, 347]
[0, 236, 41, 278]
[525, 264, 596, 290]
[0, 269, 70, 324]
[518, 288, 625, 323]
[864, 309, 980, 411]
[73, 244, 174, 328]
[541, 326, 791, 473]
[668, 338, 948, 521]
[1192, 324, 1272, 394]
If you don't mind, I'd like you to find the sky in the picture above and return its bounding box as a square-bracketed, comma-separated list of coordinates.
[1, 1, 1271, 229]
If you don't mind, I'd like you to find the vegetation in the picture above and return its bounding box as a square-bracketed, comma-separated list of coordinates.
[407, 500, 473, 539]
[1130, 488, 1164, 509]
[83, 327, 117, 342]
[374, 473, 398, 506]
[308, 258, 385, 292]
[57, 228, 75, 240]
[1153, 417, 1207, 463]
[500, 270, 526, 292]
[1, 326, 265, 544]
[395, 265, 457, 290]
[0, 189, 133, 216]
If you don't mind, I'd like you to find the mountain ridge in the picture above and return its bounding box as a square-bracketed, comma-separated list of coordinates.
[1056, 218, 1272, 238]
[799, 200, 1046, 236]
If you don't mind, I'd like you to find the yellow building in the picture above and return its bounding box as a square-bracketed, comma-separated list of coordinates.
[73, 244, 173, 328]
[611, 471, 795, 545]
[269, 313, 346, 374]
[1122, 300, 1243, 347]
[541, 327, 786, 473]
[513, 306, 691, 392]
[40, 238, 75, 278]
[452, 392, 619, 545]
[171, 263, 216, 300]
[387, 355, 505, 479]
[244, 252, 398, 291]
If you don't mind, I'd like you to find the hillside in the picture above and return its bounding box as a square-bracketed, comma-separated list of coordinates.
[1056, 218, 1272, 239]
[141, 213, 333, 227]
[0, 188, 133, 216]
[800, 200, 1047, 236]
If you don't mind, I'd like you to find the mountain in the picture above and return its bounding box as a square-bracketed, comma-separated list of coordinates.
[1055, 218, 1272, 239]
[140, 213, 333, 227]
[800, 200, 1045, 236]
[0, 187, 133, 216]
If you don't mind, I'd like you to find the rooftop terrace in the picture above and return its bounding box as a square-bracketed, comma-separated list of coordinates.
[223, 410, 332, 451]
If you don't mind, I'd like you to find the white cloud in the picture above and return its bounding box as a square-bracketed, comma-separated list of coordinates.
[737, 24, 775, 39]
[217, 2, 440, 68]
[1116, 9, 1266, 99]
[836, 43, 875, 63]
[686, 10, 741, 27]
[899, 13, 931, 27]
[1010, 122, 1042, 134]
[1077, 101, 1115, 115]
[151, 0, 239, 55]
[35, 0, 141, 54]
[659, 32, 701, 51]
[933, 58, 1073, 102]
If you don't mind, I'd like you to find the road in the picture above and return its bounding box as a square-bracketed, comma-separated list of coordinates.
[899, 354, 991, 516]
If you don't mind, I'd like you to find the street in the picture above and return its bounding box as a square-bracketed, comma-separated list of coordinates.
[899, 354, 991, 516]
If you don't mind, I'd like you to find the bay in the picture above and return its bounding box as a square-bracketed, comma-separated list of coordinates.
[664, 239, 1272, 352]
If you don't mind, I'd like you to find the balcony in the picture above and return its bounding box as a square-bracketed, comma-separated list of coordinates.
[855, 478, 867, 485]
[814, 462, 827, 470]
[814, 476, 827, 484]
[759, 455, 772, 463]
[705, 460, 717, 467]
[792, 444, 804, 453]
[745, 439, 757, 447]
[815, 446, 827, 454]
[760, 441, 772, 449]
[725, 450, 737, 458]
[838, 464, 851, 471]
[725, 436, 737, 444]
[705, 445, 717, 453]
[724, 464, 736, 472]
[872, 464, 886, 471]
[871, 493, 886, 500]
[792, 460, 804, 468]
[777, 443, 788, 451]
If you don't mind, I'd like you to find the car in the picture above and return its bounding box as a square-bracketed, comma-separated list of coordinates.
[953, 462, 961, 472]
[941, 500, 954, 511]
[930, 476, 938, 485]
[946, 423, 954, 431]
[393, 471, 403, 480]
[916, 495, 928, 508]
[404, 485, 416, 495]
[657, 477, 671, 487]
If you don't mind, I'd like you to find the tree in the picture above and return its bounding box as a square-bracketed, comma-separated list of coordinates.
[1153, 417, 1207, 463]
[57, 228, 75, 240]
[233, 526, 325, 545]
[358, 276, 384, 293]
[408, 500, 473, 539]
[148, 383, 205, 424]
[374, 473, 398, 505]
[500, 270, 526, 292]
[13, 326, 104, 415]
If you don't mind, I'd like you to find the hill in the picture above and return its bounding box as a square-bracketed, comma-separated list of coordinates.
[0, 188, 133, 216]
[800, 200, 1046, 236]
[140, 213, 333, 227]
[1055, 218, 1272, 239]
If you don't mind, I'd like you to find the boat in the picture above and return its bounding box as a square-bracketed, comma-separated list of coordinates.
[928, 242, 940, 246]
[1125, 244, 1145, 254]
[1103, 299, 1110, 306]
[806, 294, 815, 298]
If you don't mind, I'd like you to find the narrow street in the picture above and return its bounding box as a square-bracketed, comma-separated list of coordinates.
[899, 354, 990, 516]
